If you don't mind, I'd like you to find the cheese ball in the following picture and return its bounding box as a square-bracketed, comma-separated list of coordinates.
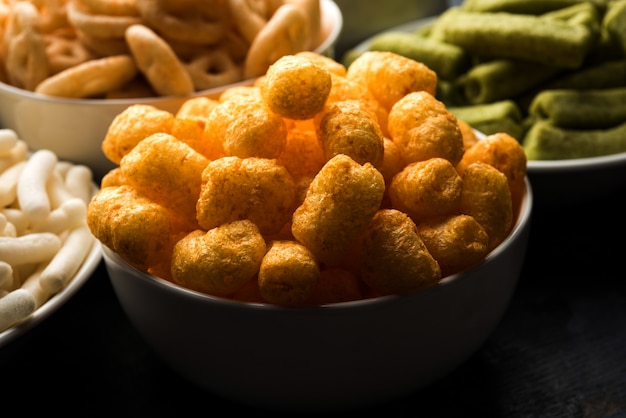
[416, 214, 489, 277]
[257, 240, 320, 306]
[307, 267, 362, 305]
[388, 157, 463, 223]
[291, 154, 385, 267]
[315, 99, 385, 169]
[388, 91, 465, 166]
[360, 209, 441, 295]
[346, 51, 437, 112]
[277, 123, 326, 178]
[102, 104, 174, 164]
[196, 156, 296, 236]
[261, 54, 332, 120]
[86, 185, 172, 271]
[205, 94, 288, 159]
[120, 133, 208, 227]
[170, 220, 267, 297]
[459, 162, 513, 252]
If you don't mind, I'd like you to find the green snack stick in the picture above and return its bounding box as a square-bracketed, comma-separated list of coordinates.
[541, 59, 626, 90]
[458, 59, 561, 104]
[439, 10, 594, 68]
[523, 119, 626, 160]
[449, 100, 524, 138]
[462, 0, 605, 15]
[368, 31, 471, 80]
[603, 0, 626, 55]
[529, 87, 626, 129]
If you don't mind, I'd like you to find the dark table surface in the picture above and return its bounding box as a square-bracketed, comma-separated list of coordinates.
[1, 179, 625, 418]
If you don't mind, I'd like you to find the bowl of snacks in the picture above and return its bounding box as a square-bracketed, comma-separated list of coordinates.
[91, 50, 532, 411]
[0, 129, 101, 348]
[0, 0, 342, 180]
[343, 0, 626, 209]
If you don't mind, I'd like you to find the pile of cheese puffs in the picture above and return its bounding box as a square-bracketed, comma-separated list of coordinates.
[87, 51, 527, 306]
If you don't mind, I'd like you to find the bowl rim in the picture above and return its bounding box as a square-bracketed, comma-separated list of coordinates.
[0, 0, 342, 107]
[103, 176, 533, 313]
[527, 151, 626, 174]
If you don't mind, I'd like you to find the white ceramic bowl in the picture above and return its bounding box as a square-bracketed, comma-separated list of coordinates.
[102, 178, 533, 412]
[0, 0, 342, 180]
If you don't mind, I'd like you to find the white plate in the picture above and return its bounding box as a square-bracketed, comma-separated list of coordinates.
[350, 15, 626, 208]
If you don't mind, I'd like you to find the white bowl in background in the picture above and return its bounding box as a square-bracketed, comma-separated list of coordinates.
[0, 0, 342, 181]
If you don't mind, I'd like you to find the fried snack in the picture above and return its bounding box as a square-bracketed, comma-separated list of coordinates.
[196, 156, 296, 236]
[257, 239, 320, 306]
[206, 94, 288, 159]
[295, 50, 347, 76]
[457, 119, 479, 150]
[387, 91, 465, 166]
[101, 103, 174, 164]
[277, 123, 326, 178]
[345, 51, 437, 112]
[170, 220, 267, 297]
[184, 47, 243, 90]
[450, 100, 524, 140]
[416, 214, 489, 277]
[100, 167, 126, 188]
[360, 209, 441, 295]
[86, 184, 172, 270]
[438, 9, 594, 69]
[66, 0, 141, 40]
[120, 133, 208, 226]
[175, 96, 219, 120]
[459, 162, 513, 252]
[307, 267, 362, 305]
[34, 54, 137, 98]
[291, 154, 385, 267]
[125, 24, 194, 96]
[388, 157, 463, 223]
[244, 3, 308, 78]
[315, 99, 385, 169]
[457, 132, 526, 211]
[260, 53, 332, 120]
[170, 116, 223, 160]
[44, 33, 93, 75]
[379, 137, 405, 187]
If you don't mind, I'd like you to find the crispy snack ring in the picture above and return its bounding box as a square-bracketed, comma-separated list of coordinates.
[125, 24, 194, 96]
[228, 0, 268, 44]
[67, 0, 142, 39]
[136, 0, 229, 45]
[44, 33, 93, 74]
[77, 0, 140, 16]
[34, 54, 137, 98]
[3, 1, 49, 90]
[244, 3, 308, 79]
[184, 48, 243, 91]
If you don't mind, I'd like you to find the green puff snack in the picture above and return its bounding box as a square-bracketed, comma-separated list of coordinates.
[449, 100, 524, 139]
[439, 10, 594, 68]
[523, 119, 626, 160]
[529, 87, 626, 129]
[367, 31, 471, 80]
[458, 59, 561, 104]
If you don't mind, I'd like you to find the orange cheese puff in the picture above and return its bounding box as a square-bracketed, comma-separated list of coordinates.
[205, 94, 287, 159]
[197, 156, 296, 236]
[388, 157, 463, 223]
[416, 214, 489, 278]
[218, 85, 262, 102]
[120, 133, 209, 226]
[307, 267, 362, 305]
[379, 137, 405, 186]
[459, 162, 513, 252]
[291, 154, 385, 267]
[261, 54, 332, 120]
[102, 103, 174, 164]
[277, 123, 326, 178]
[315, 99, 385, 169]
[360, 209, 441, 295]
[100, 167, 126, 188]
[457, 119, 479, 150]
[295, 51, 347, 76]
[171, 116, 223, 160]
[387, 91, 465, 166]
[86, 184, 173, 271]
[456, 132, 527, 211]
[345, 51, 437, 112]
[170, 221, 267, 298]
[175, 96, 219, 119]
[257, 240, 320, 306]
[325, 73, 389, 137]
